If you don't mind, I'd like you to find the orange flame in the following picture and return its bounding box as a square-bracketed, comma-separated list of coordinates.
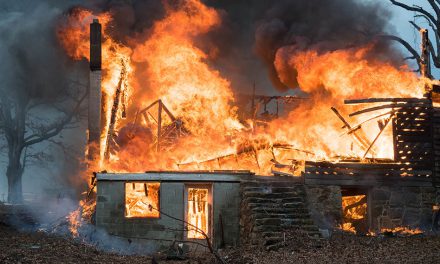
[269, 45, 425, 159]
[57, 1, 428, 234]
[58, 1, 427, 176]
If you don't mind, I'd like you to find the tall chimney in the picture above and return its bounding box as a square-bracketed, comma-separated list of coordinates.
[88, 19, 102, 162]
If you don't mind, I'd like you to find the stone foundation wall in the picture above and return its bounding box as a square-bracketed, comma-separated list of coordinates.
[303, 185, 439, 231]
[370, 186, 437, 230]
[305, 185, 342, 230]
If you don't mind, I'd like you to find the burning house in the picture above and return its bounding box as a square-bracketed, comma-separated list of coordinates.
[55, 0, 440, 253]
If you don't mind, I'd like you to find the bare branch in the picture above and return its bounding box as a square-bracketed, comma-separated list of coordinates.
[390, 0, 438, 26]
[23, 90, 88, 147]
[148, 205, 227, 264]
[403, 56, 416, 60]
[378, 34, 421, 64]
[415, 14, 438, 32]
[428, 0, 440, 18]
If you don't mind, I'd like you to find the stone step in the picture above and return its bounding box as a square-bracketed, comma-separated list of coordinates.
[254, 218, 315, 226]
[251, 229, 321, 240]
[251, 207, 309, 214]
[246, 201, 305, 209]
[251, 213, 311, 220]
[242, 186, 305, 194]
[241, 181, 322, 250]
[243, 197, 304, 204]
[241, 181, 303, 188]
[242, 192, 304, 199]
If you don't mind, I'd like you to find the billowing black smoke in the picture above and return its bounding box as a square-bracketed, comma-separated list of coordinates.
[207, 0, 398, 91]
[79, 0, 166, 43]
[79, 0, 398, 93]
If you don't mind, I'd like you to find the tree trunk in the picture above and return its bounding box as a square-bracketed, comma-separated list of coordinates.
[6, 145, 24, 204]
[4, 102, 26, 205]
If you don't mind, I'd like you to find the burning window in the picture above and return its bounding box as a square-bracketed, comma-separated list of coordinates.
[187, 188, 209, 239]
[341, 194, 368, 234]
[125, 182, 160, 218]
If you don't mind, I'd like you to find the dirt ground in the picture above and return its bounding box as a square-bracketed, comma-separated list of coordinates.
[224, 230, 440, 264]
[1, 222, 440, 264]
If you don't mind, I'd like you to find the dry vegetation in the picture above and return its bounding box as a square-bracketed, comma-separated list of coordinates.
[1, 224, 440, 264]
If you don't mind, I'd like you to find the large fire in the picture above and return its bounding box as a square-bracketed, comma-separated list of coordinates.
[57, 0, 428, 235]
[58, 0, 425, 176]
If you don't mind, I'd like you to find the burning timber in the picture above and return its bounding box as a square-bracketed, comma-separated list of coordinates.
[92, 90, 440, 251]
[66, 15, 440, 254]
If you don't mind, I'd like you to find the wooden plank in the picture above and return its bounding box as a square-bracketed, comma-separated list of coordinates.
[344, 98, 431, 104]
[395, 142, 432, 148]
[395, 135, 433, 142]
[331, 107, 371, 150]
[395, 131, 431, 137]
[305, 168, 432, 178]
[349, 104, 404, 117]
[304, 178, 433, 187]
[304, 173, 432, 181]
[304, 170, 433, 178]
[305, 161, 401, 169]
[305, 165, 401, 173]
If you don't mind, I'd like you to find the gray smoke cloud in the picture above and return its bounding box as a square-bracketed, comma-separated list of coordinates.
[0, 0, 88, 206]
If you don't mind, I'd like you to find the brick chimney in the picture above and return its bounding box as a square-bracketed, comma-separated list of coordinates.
[88, 19, 102, 161]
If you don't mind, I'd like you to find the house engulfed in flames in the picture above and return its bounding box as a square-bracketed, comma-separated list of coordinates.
[59, 1, 440, 252]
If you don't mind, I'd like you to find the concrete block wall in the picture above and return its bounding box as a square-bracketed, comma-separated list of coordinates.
[213, 182, 241, 248]
[96, 180, 241, 251]
[96, 181, 185, 251]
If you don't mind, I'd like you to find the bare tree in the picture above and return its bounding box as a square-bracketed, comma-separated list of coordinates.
[386, 0, 440, 75]
[0, 83, 87, 204]
[0, 3, 90, 204]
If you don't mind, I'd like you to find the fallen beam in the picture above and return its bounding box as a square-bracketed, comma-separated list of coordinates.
[344, 98, 431, 104]
[349, 103, 405, 117]
[331, 107, 372, 151]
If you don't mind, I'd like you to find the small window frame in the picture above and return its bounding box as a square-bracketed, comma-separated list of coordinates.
[124, 181, 161, 219]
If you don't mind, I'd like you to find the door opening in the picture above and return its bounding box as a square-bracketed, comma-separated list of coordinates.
[341, 187, 369, 234]
[185, 185, 211, 239]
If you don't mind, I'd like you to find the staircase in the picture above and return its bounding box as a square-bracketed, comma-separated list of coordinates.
[240, 179, 322, 250]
